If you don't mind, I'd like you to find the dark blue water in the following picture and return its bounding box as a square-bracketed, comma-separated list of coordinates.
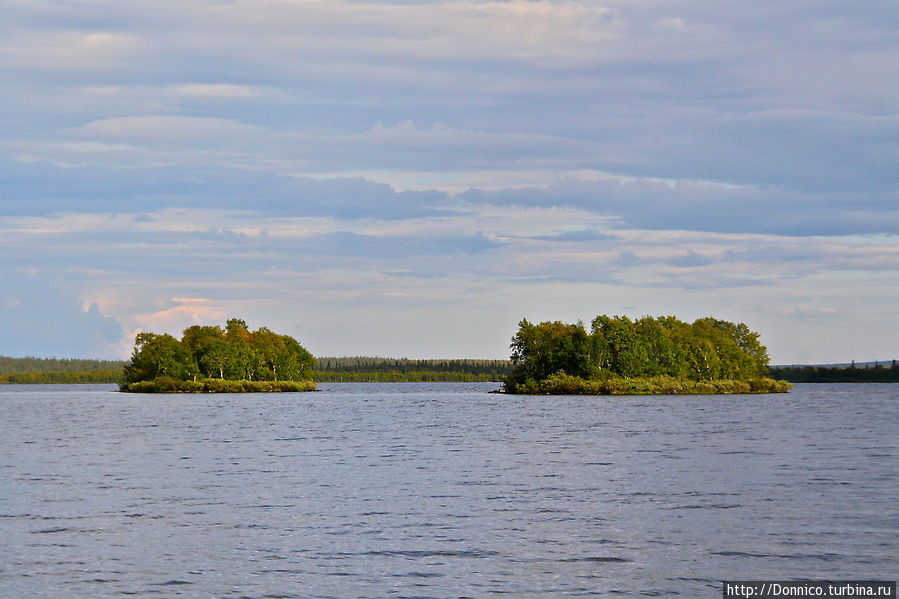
[1, 382, 895, 597]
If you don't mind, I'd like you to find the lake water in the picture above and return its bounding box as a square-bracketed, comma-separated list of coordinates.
[1, 382, 895, 597]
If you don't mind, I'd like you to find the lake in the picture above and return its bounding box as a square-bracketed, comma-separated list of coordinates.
[1, 382, 895, 597]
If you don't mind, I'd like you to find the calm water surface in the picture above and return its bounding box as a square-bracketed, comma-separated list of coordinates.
[1, 382, 896, 597]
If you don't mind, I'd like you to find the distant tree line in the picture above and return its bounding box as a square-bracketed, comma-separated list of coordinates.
[505, 315, 789, 394]
[313, 357, 512, 382]
[0, 370, 123, 384]
[0, 356, 125, 374]
[120, 318, 316, 391]
[0, 352, 511, 385]
[313, 370, 504, 383]
[768, 361, 899, 383]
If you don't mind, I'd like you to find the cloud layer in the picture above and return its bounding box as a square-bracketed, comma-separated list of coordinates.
[1, 0, 896, 362]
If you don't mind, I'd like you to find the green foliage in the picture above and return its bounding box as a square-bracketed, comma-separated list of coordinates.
[181, 325, 229, 379]
[120, 319, 316, 392]
[257, 330, 316, 381]
[506, 314, 789, 394]
[121, 333, 197, 384]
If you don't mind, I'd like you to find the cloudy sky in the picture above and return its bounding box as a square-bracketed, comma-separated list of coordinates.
[2, 0, 897, 363]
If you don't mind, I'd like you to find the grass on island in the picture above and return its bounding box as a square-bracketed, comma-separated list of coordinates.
[120, 377, 316, 393]
[504, 372, 792, 395]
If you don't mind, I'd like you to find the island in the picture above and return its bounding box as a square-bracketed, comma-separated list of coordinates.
[119, 318, 316, 393]
[502, 315, 791, 394]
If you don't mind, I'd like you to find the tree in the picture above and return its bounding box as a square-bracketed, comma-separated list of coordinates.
[121, 333, 196, 384]
[591, 315, 651, 378]
[224, 318, 258, 380]
[634, 316, 678, 377]
[693, 317, 769, 378]
[509, 319, 593, 383]
[182, 325, 228, 379]
[278, 334, 315, 380]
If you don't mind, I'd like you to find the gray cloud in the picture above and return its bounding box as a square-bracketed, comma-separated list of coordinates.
[3, 0, 895, 194]
[528, 229, 618, 243]
[6, 154, 896, 236]
[667, 251, 714, 268]
[461, 178, 899, 237]
[0, 159, 452, 220]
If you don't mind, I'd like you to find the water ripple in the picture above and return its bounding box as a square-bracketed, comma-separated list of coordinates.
[1, 382, 896, 597]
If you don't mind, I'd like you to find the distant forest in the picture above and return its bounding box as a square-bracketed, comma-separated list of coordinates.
[0, 354, 511, 384]
[0, 356, 124, 384]
[2, 355, 897, 385]
[313, 357, 512, 382]
[768, 361, 899, 383]
[0, 356, 125, 374]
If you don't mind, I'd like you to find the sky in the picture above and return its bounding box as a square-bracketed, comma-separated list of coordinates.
[1, 0, 897, 364]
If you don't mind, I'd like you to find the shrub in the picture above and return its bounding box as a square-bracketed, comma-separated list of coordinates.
[652, 375, 682, 395]
[747, 377, 792, 393]
[540, 371, 585, 394]
[710, 379, 751, 394]
[601, 378, 628, 394]
[203, 379, 245, 393]
[243, 380, 265, 393]
[272, 380, 316, 392]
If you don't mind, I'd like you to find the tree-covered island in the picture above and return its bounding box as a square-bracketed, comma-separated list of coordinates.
[503, 315, 791, 394]
[119, 318, 316, 393]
